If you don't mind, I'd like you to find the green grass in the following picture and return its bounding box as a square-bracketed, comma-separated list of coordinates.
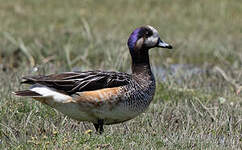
[0, 0, 241, 149]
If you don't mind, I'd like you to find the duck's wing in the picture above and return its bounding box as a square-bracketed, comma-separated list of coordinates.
[21, 70, 132, 95]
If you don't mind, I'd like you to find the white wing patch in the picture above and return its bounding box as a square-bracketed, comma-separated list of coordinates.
[30, 86, 71, 103]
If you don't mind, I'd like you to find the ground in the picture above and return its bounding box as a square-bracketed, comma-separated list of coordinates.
[0, 0, 241, 149]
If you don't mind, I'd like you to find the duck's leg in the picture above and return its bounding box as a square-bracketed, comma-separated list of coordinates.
[93, 119, 104, 134]
[99, 120, 104, 134]
[93, 123, 99, 132]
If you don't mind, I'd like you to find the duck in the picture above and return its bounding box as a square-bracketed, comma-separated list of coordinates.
[13, 25, 172, 134]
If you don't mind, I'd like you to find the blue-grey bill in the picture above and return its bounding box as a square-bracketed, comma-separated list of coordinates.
[157, 38, 172, 49]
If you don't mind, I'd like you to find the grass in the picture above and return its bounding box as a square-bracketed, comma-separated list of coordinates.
[0, 0, 241, 149]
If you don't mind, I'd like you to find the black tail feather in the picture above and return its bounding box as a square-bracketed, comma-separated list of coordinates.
[13, 90, 41, 97]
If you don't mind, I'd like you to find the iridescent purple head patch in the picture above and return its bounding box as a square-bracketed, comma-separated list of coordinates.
[127, 27, 141, 51]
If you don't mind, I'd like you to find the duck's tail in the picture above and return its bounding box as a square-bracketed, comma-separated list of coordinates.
[13, 84, 73, 104]
[12, 90, 41, 97]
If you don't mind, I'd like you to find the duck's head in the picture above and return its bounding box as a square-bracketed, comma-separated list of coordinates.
[127, 25, 172, 57]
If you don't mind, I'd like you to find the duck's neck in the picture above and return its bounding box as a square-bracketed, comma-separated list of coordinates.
[131, 48, 152, 76]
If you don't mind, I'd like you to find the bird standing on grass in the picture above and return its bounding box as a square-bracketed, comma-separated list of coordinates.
[13, 25, 172, 134]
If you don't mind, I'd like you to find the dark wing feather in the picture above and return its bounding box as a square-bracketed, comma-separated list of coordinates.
[21, 70, 131, 95]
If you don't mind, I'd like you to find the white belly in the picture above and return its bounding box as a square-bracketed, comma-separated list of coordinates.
[52, 101, 142, 125]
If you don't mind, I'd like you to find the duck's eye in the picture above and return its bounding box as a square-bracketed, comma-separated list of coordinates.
[144, 30, 152, 37]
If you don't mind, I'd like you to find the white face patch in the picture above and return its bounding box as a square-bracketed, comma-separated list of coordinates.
[144, 25, 160, 47]
[136, 38, 144, 50]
